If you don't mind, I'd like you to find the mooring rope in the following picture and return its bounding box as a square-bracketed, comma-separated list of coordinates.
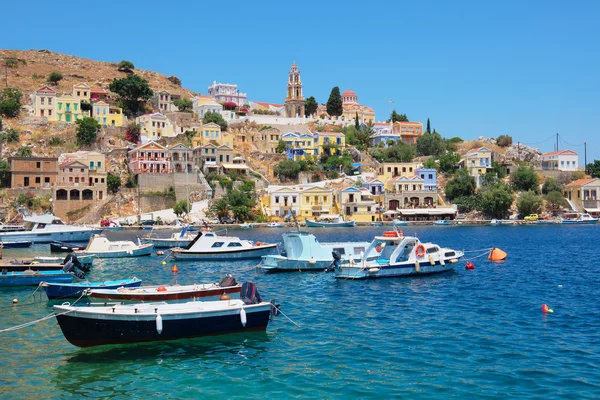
[272, 305, 301, 328]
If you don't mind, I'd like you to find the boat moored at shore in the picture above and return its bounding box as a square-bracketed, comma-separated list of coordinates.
[76, 235, 154, 258]
[560, 213, 598, 224]
[0, 214, 102, 244]
[305, 214, 355, 228]
[172, 230, 277, 261]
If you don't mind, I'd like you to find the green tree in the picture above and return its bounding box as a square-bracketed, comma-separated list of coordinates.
[304, 96, 318, 116]
[0, 127, 19, 143]
[355, 112, 360, 130]
[544, 190, 568, 213]
[446, 169, 476, 200]
[173, 200, 190, 217]
[107, 173, 121, 193]
[202, 111, 228, 131]
[109, 75, 153, 116]
[511, 166, 539, 192]
[228, 189, 256, 222]
[426, 118, 431, 133]
[586, 160, 600, 178]
[118, 60, 135, 73]
[453, 194, 482, 213]
[0, 88, 23, 118]
[274, 159, 301, 180]
[0, 159, 9, 187]
[15, 146, 32, 157]
[326, 87, 343, 117]
[438, 151, 461, 173]
[173, 98, 193, 112]
[496, 135, 513, 147]
[542, 177, 563, 194]
[47, 71, 63, 85]
[276, 140, 287, 153]
[491, 161, 506, 179]
[416, 132, 446, 156]
[389, 110, 408, 122]
[370, 141, 415, 163]
[423, 156, 437, 169]
[480, 182, 514, 219]
[210, 197, 230, 220]
[75, 117, 101, 146]
[516, 190, 543, 217]
[0, 116, 2, 130]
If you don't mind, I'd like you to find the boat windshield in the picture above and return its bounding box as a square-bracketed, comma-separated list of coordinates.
[23, 221, 36, 230]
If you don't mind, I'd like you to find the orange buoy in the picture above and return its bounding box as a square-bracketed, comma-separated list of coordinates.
[488, 248, 507, 261]
[256, 242, 261, 246]
[542, 304, 554, 313]
[383, 231, 400, 237]
[172, 264, 178, 273]
[220, 293, 230, 301]
[157, 251, 164, 256]
[157, 286, 167, 292]
[465, 262, 475, 270]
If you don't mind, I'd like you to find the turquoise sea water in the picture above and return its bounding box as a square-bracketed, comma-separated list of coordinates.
[0, 226, 599, 399]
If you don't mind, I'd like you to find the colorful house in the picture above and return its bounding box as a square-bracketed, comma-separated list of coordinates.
[191, 123, 224, 148]
[108, 106, 124, 127]
[192, 96, 223, 119]
[564, 178, 600, 215]
[385, 175, 438, 209]
[337, 186, 378, 222]
[377, 162, 419, 186]
[363, 178, 385, 195]
[266, 186, 302, 218]
[391, 121, 423, 145]
[93, 101, 109, 125]
[128, 141, 171, 174]
[463, 146, 493, 187]
[56, 94, 83, 123]
[314, 132, 345, 156]
[90, 88, 109, 102]
[541, 150, 579, 172]
[416, 168, 437, 191]
[283, 132, 318, 160]
[31, 86, 57, 120]
[72, 83, 91, 102]
[299, 186, 334, 218]
[136, 113, 175, 143]
[193, 144, 234, 174]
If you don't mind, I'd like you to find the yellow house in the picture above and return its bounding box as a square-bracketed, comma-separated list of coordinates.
[192, 123, 224, 148]
[377, 162, 419, 188]
[108, 106, 124, 127]
[72, 83, 91, 102]
[315, 132, 345, 156]
[32, 86, 57, 121]
[281, 132, 318, 160]
[564, 178, 600, 215]
[56, 94, 83, 123]
[336, 186, 379, 222]
[136, 113, 175, 143]
[463, 146, 493, 187]
[299, 186, 334, 218]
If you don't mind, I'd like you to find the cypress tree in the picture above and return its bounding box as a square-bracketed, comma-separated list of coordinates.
[355, 112, 360, 130]
[426, 118, 431, 133]
[326, 87, 343, 117]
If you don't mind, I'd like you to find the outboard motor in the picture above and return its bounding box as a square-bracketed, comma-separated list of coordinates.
[240, 281, 262, 305]
[62, 254, 87, 278]
[218, 274, 237, 287]
[329, 250, 342, 271]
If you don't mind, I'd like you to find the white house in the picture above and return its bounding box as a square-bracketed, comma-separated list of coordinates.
[541, 150, 579, 172]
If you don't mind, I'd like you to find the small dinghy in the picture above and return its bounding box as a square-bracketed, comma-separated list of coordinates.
[266, 222, 283, 228]
[305, 214, 355, 228]
[434, 220, 452, 226]
[88, 275, 241, 303]
[144, 228, 196, 249]
[0, 241, 32, 248]
[42, 277, 142, 300]
[77, 235, 154, 258]
[0, 254, 90, 272]
[50, 241, 86, 253]
[53, 282, 277, 347]
[0, 270, 74, 286]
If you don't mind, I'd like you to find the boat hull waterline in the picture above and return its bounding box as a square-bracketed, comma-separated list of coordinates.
[54, 301, 272, 347]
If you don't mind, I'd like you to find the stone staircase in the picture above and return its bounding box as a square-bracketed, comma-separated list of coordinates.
[172, 171, 213, 202]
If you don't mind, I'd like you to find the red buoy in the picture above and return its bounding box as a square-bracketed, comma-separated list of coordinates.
[157, 286, 167, 292]
[172, 264, 178, 273]
[465, 262, 475, 270]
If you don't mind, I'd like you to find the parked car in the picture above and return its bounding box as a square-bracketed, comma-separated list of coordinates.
[524, 214, 538, 221]
[220, 217, 235, 224]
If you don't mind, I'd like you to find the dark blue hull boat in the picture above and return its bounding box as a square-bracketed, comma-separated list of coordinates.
[43, 278, 142, 300]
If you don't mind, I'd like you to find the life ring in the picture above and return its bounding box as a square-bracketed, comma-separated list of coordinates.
[415, 244, 425, 258]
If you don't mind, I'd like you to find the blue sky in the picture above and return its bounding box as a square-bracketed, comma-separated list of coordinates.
[2, 0, 599, 160]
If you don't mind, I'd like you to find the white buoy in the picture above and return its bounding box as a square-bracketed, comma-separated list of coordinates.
[415, 260, 420, 273]
[240, 308, 247, 327]
[12, 298, 18, 304]
[156, 314, 163, 334]
[309, 257, 316, 265]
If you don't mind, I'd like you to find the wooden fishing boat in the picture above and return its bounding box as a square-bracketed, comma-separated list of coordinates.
[42, 278, 142, 300]
[88, 275, 241, 303]
[53, 282, 275, 347]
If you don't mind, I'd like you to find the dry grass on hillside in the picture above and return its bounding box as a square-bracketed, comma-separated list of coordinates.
[0, 49, 196, 98]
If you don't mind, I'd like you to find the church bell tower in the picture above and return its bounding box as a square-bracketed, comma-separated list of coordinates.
[285, 63, 305, 118]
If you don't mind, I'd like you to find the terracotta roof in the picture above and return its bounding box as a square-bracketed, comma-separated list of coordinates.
[566, 178, 596, 187]
[317, 131, 344, 136]
[342, 89, 357, 97]
[90, 88, 108, 94]
[392, 121, 422, 125]
[542, 150, 578, 157]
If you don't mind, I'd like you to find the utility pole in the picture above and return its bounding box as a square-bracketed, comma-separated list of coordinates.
[584, 141, 587, 174]
[185, 149, 190, 217]
[556, 132, 559, 152]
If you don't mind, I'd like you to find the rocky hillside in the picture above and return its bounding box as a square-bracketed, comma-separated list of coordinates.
[0, 49, 196, 98]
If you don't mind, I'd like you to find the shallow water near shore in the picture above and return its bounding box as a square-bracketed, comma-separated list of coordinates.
[1, 225, 599, 399]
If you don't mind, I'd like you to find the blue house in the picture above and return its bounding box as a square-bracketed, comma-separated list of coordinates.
[363, 178, 385, 195]
[416, 168, 437, 191]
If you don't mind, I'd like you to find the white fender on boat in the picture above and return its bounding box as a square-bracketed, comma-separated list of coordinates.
[440, 258, 446, 266]
[240, 307, 247, 327]
[309, 257, 316, 265]
[156, 314, 163, 334]
[428, 255, 435, 266]
[415, 260, 420, 273]
[368, 267, 380, 273]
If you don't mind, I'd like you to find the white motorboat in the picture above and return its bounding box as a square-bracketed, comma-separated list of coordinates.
[0, 214, 102, 244]
[172, 230, 277, 261]
[34, 254, 96, 266]
[239, 223, 253, 230]
[333, 230, 463, 279]
[76, 235, 154, 258]
[261, 231, 377, 272]
[560, 213, 598, 224]
[266, 222, 284, 228]
[145, 229, 196, 248]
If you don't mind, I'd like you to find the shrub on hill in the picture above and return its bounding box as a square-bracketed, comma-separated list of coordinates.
[125, 123, 141, 143]
[109, 75, 153, 116]
[15, 147, 32, 157]
[167, 75, 181, 86]
[446, 169, 476, 200]
[480, 182, 514, 219]
[1, 128, 20, 144]
[274, 159, 302, 180]
[511, 166, 539, 192]
[107, 173, 121, 193]
[496, 135, 513, 147]
[76, 117, 101, 146]
[544, 191, 568, 212]
[174, 98, 193, 112]
[47, 72, 63, 85]
[118, 60, 135, 73]
[202, 111, 228, 131]
[0, 88, 23, 118]
[541, 177, 563, 194]
[516, 190, 543, 217]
